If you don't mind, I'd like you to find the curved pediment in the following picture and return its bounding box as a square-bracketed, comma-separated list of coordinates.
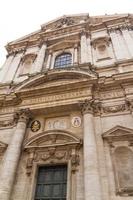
[24, 130, 82, 149]
[13, 68, 96, 91]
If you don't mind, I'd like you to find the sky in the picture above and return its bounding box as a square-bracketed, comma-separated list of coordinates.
[0, 0, 133, 67]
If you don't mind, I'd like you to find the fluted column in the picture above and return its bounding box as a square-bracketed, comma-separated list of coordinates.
[81, 100, 102, 200]
[0, 109, 31, 200]
[80, 31, 90, 63]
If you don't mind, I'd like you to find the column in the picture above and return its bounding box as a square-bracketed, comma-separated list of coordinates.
[122, 27, 133, 57]
[74, 44, 78, 65]
[81, 100, 102, 200]
[33, 42, 47, 73]
[80, 31, 90, 63]
[0, 109, 31, 200]
[46, 51, 52, 69]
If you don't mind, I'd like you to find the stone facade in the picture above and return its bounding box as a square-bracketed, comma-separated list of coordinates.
[0, 13, 133, 200]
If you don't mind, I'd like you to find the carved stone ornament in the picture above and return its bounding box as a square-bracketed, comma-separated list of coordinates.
[71, 116, 81, 127]
[0, 141, 8, 154]
[0, 109, 32, 128]
[79, 99, 94, 114]
[55, 17, 75, 28]
[79, 99, 101, 115]
[79, 99, 132, 116]
[0, 119, 15, 128]
[30, 120, 41, 132]
[24, 130, 82, 175]
[101, 103, 129, 114]
[14, 108, 32, 124]
[91, 36, 111, 49]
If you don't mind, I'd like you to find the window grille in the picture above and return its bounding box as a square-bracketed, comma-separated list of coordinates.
[35, 165, 67, 200]
[54, 53, 72, 68]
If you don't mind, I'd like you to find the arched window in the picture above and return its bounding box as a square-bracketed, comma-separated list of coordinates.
[54, 53, 72, 68]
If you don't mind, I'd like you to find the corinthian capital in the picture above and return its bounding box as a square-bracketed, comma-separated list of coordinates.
[14, 109, 32, 124]
[79, 99, 94, 114]
[79, 99, 102, 115]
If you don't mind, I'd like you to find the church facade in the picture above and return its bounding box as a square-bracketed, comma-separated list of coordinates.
[0, 13, 133, 200]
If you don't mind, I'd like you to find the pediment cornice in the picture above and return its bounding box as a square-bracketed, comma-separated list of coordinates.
[102, 125, 133, 142]
[24, 130, 82, 149]
[13, 68, 96, 93]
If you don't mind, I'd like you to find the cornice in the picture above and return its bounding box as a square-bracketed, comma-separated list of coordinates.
[5, 14, 133, 54]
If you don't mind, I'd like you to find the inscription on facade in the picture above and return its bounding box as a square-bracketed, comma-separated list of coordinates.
[45, 117, 69, 130]
[21, 89, 91, 105]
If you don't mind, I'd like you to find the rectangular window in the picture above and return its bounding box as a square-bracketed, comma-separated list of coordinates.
[35, 165, 67, 200]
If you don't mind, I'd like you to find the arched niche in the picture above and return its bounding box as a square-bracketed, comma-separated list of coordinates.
[103, 125, 133, 196]
[20, 53, 37, 75]
[114, 146, 133, 195]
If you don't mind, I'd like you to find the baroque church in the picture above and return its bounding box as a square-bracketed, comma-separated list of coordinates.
[0, 13, 133, 200]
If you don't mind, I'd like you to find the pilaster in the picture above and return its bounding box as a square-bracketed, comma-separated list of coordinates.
[33, 42, 47, 73]
[46, 51, 52, 69]
[80, 30, 90, 63]
[122, 27, 133, 57]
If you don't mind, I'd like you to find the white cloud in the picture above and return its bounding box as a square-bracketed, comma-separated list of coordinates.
[0, 0, 133, 66]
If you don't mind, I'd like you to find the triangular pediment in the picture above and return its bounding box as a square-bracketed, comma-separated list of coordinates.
[41, 14, 89, 31]
[24, 130, 81, 149]
[102, 125, 133, 141]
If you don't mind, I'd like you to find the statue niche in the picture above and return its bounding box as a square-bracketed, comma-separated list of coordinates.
[114, 146, 133, 195]
[20, 53, 36, 75]
[102, 125, 133, 196]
